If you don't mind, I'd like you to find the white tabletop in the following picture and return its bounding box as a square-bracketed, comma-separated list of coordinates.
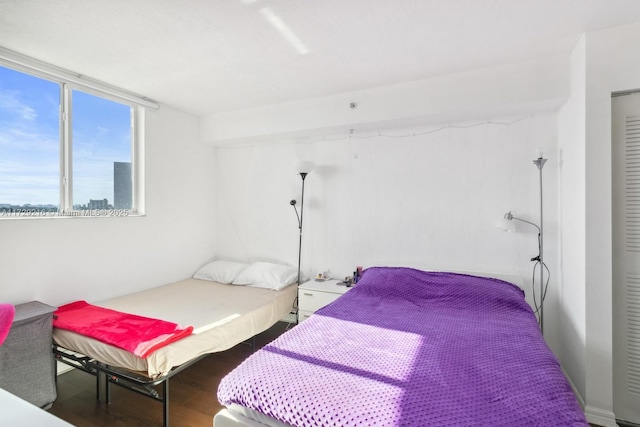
[298, 279, 353, 294]
[0, 388, 73, 427]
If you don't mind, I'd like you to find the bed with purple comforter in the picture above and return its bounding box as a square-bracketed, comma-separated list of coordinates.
[217, 267, 588, 426]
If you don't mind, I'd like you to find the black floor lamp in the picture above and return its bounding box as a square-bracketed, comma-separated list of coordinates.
[290, 161, 315, 293]
[499, 154, 548, 334]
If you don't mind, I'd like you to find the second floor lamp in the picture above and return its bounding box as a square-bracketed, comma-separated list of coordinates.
[290, 161, 315, 322]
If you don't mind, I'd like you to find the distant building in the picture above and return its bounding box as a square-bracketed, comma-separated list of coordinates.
[88, 198, 109, 209]
[114, 162, 132, 209]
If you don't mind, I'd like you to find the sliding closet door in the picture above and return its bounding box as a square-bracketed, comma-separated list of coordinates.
[613, 92, 640, 425]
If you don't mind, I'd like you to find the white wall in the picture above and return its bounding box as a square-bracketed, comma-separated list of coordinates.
[555, 21, 640, 427]
[557, 34, 587, 404]
[0, 105, 216, 306]
[213, 113, 560, 337]
[582, 21, 640, 426]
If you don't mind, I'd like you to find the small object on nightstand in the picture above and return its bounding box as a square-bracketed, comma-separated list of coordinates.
[353, 266, 363, 284]
[314, 270, 331, 282]
[340, 276, 353, 287]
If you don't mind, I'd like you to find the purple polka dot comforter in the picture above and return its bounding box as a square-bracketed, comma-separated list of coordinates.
[218, 267, 588, 426]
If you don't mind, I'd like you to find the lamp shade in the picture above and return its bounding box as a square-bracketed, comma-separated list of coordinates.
[295, 160, 315, 174]
[496, 217, 515, 232]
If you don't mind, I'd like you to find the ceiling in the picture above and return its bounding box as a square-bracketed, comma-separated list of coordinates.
[1, 0, 640, 117]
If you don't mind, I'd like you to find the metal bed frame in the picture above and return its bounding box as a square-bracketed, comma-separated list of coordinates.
[53, 336, 256, 427]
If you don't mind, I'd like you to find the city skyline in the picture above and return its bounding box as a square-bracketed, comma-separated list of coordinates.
[1, 196, 115, 211]
[0, 158, 132, 212]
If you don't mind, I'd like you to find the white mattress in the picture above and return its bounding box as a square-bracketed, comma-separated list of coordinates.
[214, 406, 293, 427]
[229, 404, 293, 427]
[52, 278, 297, 378]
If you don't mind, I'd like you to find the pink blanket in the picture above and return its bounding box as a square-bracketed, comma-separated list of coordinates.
[54, 300, 193, 358]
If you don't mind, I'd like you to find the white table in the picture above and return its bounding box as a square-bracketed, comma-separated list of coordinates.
[0, 387, 72, 426]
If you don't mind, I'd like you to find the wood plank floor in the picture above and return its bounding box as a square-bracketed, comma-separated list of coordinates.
[47, 321, 290, 427]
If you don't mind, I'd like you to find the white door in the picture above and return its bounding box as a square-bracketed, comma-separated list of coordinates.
[613, 92, 640, 425]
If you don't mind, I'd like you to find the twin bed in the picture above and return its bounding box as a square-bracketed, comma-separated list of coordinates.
[52, 264, 588, 427]
[52, 260, 298, 426]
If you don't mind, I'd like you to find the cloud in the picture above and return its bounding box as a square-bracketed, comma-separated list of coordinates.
[0, 127, 59, 153]
[0, 109, 59, 204]
[0, 89, 38, 121]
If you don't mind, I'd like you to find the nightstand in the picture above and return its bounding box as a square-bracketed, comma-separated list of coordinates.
[298, 279, 351, 322]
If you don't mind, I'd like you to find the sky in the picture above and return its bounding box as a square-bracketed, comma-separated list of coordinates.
[0, 65, 132, 207]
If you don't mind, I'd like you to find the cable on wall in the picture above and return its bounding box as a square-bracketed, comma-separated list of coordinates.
[214, 116, 530, 151]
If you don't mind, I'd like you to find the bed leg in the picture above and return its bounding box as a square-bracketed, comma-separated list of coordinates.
[96, 371, 101, 402]
[106, 374, 111, 404]
[163, 379, 169, 427]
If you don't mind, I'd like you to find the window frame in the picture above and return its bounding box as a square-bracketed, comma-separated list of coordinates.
[0, 49, 155, 218]
[61, 83, 141, 215]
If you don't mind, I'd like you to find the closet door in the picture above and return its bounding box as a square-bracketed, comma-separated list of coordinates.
[613, 92, 640, 425]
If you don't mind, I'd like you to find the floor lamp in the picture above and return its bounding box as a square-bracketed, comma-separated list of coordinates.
[499, 154, 547, 334]
[290, 161, 315, 321]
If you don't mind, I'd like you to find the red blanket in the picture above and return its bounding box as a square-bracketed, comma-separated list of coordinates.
[54, 301, 193, 358]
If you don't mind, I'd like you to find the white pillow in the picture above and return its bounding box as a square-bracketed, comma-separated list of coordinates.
[232, 262, 299, 290]
[193, 260, 249, 284]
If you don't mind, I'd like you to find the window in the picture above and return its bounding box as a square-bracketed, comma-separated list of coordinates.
[71, 89, 133, 211]
[0, 67, 59, 211]
[0, 63, 143, 218]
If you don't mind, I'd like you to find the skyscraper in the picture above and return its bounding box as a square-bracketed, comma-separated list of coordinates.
[114, 162, 132, 209]
[88, 198, 109, 209]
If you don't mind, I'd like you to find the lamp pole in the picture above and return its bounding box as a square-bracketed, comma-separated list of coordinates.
[297, 172, 308, 289]
[291, 162, 314, 325]
[533, 156, 547, 334]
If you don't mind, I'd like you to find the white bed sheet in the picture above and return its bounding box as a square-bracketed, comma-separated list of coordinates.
[52, 278, 297, 378]
[214, 406, 293, 427]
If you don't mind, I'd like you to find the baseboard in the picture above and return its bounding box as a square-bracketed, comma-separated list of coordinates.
[56, 361, 73, 375]
[585, 405, 618, 427]
[280, 312, 296, 324]
[561, 368, 618, 426]
[563, 368, 586, 409]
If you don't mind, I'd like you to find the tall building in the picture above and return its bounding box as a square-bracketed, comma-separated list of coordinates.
[88, 198, 109, 209]
[114, 162, 132, 209]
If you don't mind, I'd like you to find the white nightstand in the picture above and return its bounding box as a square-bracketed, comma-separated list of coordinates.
[298, 279, 351, 322]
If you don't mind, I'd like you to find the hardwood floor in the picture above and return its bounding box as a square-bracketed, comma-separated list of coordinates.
[47, 321, 290, 427]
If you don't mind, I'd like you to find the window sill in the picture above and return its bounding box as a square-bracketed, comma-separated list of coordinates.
[0, 210, 144, 220]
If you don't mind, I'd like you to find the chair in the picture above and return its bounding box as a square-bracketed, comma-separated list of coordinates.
[0, 304, 15, 346]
